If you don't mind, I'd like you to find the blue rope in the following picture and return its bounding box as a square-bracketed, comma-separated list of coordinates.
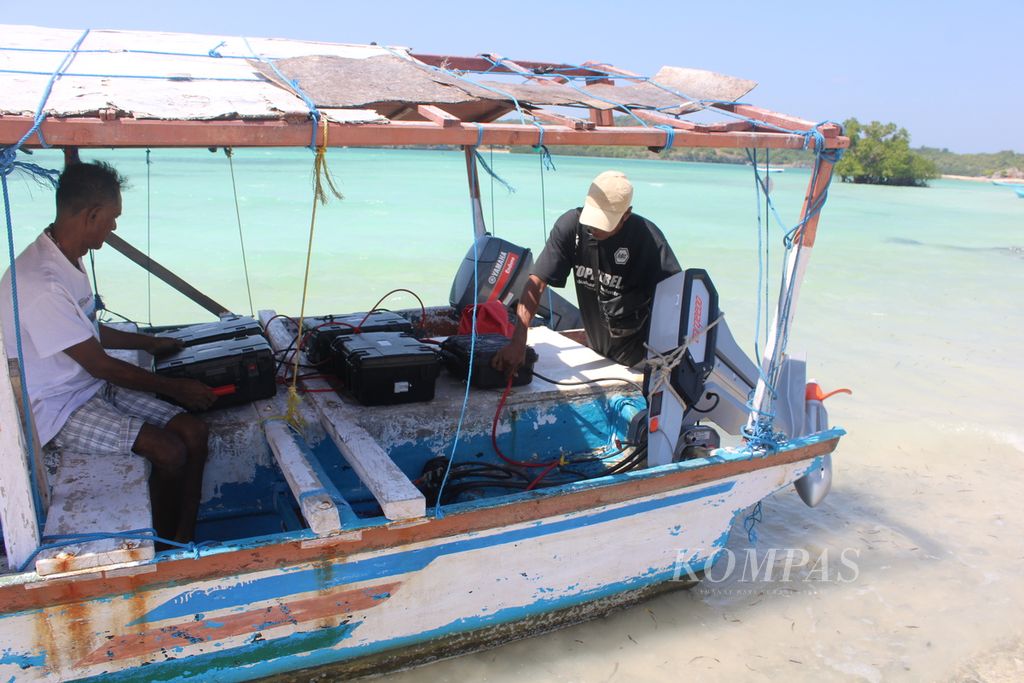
[5, 28, 90, 152]
[471, 126, 516, 195]
[1, 173, 46, 530]
[653, 124, 675, 153]
[0, 29, 90, 532]
[0, 68, 262, 83]
[743, 502, 763, 543]
[434, 160, 482, 517]
[740, 146, 842, 451]
[243, 37, 320, 149]
[17, 528, 215, 573]
[0, 46, 255, 60]
[207, 40, 226, 58]
[474, 151, 516, 194]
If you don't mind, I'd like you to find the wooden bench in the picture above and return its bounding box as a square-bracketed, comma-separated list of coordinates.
[34, 331, 156, 576]
[259, 310, 426, 521]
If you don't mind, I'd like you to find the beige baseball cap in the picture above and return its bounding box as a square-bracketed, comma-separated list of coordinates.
[579, 170, 633, 233]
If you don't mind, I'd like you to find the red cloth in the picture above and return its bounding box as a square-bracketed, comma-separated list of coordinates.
[458, 300, 515, 337]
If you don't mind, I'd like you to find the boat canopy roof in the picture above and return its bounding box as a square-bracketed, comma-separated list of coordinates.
[0, 24, 848, 151]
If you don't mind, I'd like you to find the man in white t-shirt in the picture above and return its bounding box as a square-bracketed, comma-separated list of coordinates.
[0, 161, 216, 543]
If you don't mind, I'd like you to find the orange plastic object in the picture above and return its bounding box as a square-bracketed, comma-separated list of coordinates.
[805, 382, 852, 402]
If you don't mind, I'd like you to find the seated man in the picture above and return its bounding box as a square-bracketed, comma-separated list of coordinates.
[0, 161, 216, 543]
[494, 170, 682, 374]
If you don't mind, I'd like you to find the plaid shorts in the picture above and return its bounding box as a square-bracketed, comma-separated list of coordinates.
[51, 383, 185, 456]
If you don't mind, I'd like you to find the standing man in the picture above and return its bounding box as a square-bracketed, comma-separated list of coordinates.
[0, 161, 215, 543]
[493, 170, 681, 373]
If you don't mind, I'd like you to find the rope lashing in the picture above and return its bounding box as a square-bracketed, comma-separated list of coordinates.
[471, 125, 516, 194]
[207, 40, 226, 58]
[643, 313, 725, 412]
[243, 36, 322, 149]
[17, 528, 215, 572]
[285, 120, 343, 432]
[653, 124, 676, 154]
[532, 124, 556, 171]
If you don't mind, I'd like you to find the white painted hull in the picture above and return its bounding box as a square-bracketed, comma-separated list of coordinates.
[0, 451, 826, 681]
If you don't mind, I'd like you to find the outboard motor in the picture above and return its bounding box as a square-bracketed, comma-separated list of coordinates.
[450, 235, 533, 312]
[645, 269, 720, 466]
[449, 235, 583, 331]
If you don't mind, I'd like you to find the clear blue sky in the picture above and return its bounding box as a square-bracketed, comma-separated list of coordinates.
[5, 0, 1021, 153]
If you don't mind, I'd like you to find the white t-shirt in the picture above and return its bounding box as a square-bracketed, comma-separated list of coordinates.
[0, 231, 104, 445]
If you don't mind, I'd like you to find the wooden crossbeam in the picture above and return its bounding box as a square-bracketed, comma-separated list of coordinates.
[104, 233, 230, 317]
[0, 117, 849, 150]
[714, 103, 840, 137]
[524, 107, 594, 131]
[416, 104, 461, 128]
[633, 110, 699, 131]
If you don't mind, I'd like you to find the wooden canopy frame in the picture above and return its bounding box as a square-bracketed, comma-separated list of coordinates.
[0, 47, 847, 152]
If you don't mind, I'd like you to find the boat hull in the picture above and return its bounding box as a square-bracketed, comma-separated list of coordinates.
[0, 433, 840, 681]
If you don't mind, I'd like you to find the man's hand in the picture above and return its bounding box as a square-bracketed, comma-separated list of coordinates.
[491, 338, 527, 378]
[169, 379, 217, 412]
[147, 336, 184, 359]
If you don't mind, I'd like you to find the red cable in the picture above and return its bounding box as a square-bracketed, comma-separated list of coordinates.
[525, 460, 560, 491]
[491, 375, 557, 470]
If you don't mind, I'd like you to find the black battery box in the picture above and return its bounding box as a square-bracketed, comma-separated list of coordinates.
[332, 332, 440, 406]
[305, 311, 415, 366]
[155, 335, 277, 410]
[440, 334, 538, 389]
[158, 315, 264, 347]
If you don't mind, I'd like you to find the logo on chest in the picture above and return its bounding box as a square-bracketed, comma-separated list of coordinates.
[574, 266, 624, 291]
[613, 247, 630, 265]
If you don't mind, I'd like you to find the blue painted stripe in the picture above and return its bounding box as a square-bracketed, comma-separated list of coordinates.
[89, 558, 714, 683]
[137, 481, 734, 624]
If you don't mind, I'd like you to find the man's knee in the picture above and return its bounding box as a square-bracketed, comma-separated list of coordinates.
[133, 423, 188, 473]
[166, 414, 210, 460]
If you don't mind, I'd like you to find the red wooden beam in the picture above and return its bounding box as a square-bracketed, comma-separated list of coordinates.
[523, 106, 594, 131]
[714, 103, 841, 138]
[0, 117, 849, 150]
[633, 110, 699, 131]
[796, 155, 837, 247]
[416, 104, 461, 128]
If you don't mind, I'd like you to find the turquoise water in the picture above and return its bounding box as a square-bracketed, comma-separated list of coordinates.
[4, 147, 1023, 432]
[5, 148, 1024, 679]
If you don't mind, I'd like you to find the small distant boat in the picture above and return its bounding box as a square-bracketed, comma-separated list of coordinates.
[991, 180, 1024, 197]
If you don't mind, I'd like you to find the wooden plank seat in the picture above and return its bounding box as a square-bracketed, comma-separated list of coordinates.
[253, 392, 361, 537]
[258, 310, 426, 521]
[35, 329, 155, 576]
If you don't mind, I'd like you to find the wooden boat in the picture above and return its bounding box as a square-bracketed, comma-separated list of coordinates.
[0, 25, 849, 681]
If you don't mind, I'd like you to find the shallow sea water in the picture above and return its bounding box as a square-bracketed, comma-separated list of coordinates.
[5, 148, 1023, 681]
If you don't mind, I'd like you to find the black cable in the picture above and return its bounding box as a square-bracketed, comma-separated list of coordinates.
[690, 392, 721, 414]
[532, 371, 644, 395]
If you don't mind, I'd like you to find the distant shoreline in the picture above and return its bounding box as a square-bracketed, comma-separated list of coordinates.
[940, 174, 1024, 183]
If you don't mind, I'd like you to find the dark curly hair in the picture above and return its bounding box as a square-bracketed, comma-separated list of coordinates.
[55, 161, 127, 215]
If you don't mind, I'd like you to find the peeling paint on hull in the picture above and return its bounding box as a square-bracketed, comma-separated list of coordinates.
[0, 433, 841, 682]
